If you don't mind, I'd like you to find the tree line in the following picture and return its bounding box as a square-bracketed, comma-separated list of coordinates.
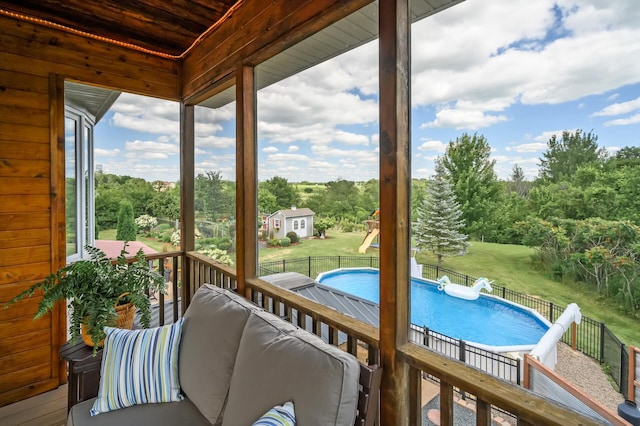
[93, 129, 640, 315]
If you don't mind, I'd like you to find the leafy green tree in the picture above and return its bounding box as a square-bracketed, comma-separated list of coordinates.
[609, 146, 640, 169]
[260, 176, 300, 211]
[116, 200, 137, 241]
[439, 133, 501, 238]
[538, 130, 607, 183]
[258, 186, 278, 214]
[313, 217, 334, 239]
[195, 171, 233, 221]
[148, 186, 180, 220]
[413, 164, 468, 266]
[508, 164, 530, 198]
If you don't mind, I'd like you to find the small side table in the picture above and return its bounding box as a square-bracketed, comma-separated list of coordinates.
[60, 340, 103, 412]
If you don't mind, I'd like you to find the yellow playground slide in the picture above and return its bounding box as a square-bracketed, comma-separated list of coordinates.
[358, 229, 379, 254]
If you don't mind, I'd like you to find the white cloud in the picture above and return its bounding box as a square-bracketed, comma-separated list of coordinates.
[125, 140, 179, 154]
[532, 129, 577, 143]
[288, 145, 299, 152]
[423, 108, 507, 130]
[592, 96, 640, 117]
[95, 148, 121, 157]
[262, 146, 279, 153]
[417, 140, 447, 152]
[604, 112, 640, 127]
[196, 135, 235, 149]
[507, 142, 547, 153]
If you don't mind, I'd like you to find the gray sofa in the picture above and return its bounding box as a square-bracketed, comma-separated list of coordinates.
[67, 284, 379, 426]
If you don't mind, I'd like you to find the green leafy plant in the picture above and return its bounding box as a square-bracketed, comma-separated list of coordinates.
[6, 243, 166, 351]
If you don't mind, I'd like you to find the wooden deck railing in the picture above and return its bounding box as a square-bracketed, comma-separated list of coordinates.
[183, 252, 600, 426]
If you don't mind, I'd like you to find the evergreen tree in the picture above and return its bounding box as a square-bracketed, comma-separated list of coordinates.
[413, 164, 468, 266]
[116, 200, 137, 241]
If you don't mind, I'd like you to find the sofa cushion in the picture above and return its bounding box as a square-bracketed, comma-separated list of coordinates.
[68, 397, 211, 426]
[222, 310, 360, 426]
[90, 319, 184, 416]
[179, 285, 257, 425]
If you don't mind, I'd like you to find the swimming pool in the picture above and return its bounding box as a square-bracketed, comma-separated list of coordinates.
[316, 268, 550, 350]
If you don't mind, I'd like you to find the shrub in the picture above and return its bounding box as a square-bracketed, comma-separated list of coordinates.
[197, 246, 234, 266]
[158, 223, 171, 231]
[286, 231, 299, 243]
[217, 239, 232, 251]
[170, 229, 181, 247]
[116, 200, 137, 241]
[280, 237, 291, 247]
[135, 214, 158, 232]
[268, 238, 280, 247]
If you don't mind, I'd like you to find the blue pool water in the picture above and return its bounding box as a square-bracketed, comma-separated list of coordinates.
[317, 268, 549, 348]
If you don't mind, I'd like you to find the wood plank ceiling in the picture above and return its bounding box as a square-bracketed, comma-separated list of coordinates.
[0, 0, 241, 57]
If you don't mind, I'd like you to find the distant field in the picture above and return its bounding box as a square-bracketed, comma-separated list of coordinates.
[294, 182, 325, 202]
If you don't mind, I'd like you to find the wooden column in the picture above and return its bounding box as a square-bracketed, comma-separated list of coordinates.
[50, 73, 65, 384]
[180, 103, 195, 312]
[378, 0, 411, 424]
[235, 64, 258, 296]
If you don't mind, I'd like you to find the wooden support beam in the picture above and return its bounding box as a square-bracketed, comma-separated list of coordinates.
[49, 73, 65, 385]
[235, 64, 257, 296]
[180, 103, 195, 312]
[378, 0, 411, 424]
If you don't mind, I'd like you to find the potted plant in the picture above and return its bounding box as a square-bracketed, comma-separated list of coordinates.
[6, 242, 166, 352]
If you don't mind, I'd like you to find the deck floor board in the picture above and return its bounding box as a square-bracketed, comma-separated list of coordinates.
[0, 385, 67, 426]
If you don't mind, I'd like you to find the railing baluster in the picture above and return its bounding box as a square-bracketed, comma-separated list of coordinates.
[440, 380, 454, 426]
[476, 399, 491, 426]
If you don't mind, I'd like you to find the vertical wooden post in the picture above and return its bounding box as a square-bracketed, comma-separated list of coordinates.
[379, 0, 411, 424]
[440, 381, 454, 426]
[180, 103, 195, 312]
[236, 64, 258, 297]
[476, 399, 492, 426]
[50, 73, 66, 384]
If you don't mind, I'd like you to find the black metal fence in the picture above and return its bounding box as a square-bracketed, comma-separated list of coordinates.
[258, 256, 629, 394]
[409, 324, 521, 384]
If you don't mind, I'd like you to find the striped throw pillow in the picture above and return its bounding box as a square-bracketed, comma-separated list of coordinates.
[252, 401, 296, 426]
[90, 318, 184, 416]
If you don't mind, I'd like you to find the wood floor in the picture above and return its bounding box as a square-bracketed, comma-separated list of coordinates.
[0, 385, 67, 426]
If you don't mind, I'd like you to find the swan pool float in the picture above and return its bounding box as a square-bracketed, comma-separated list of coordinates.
[437, 275, 493, 300]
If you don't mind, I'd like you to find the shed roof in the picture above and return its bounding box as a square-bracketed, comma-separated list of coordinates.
[271, 208, 315, 218]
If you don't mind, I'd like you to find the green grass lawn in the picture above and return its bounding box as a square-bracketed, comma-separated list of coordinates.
[100, 228, 640, 346]
[259, 231, 369, 261]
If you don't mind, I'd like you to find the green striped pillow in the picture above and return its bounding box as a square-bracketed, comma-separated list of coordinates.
[252, 401, 296, 425]
[90, 318, 184, 416]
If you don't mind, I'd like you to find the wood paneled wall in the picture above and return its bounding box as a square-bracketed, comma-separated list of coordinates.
[0, 14, 179, 406]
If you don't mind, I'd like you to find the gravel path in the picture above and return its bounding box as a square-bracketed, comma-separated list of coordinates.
[554, 343, 624, 412]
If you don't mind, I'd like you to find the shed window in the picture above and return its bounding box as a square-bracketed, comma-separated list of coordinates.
[293, 220, 299, 230]
[301, 219, 306, 229]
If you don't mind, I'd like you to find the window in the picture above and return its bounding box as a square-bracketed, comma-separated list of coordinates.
[301, 219, 306, 229]
[293, 220, 299, 230]
[65, 106, 95, 261]
[274, 219, 281, 228]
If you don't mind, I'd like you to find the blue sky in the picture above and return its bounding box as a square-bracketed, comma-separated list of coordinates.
[94, 0, 640, 183]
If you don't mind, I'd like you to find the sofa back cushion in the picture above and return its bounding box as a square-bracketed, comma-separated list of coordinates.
[222, 310, 360, 426]
[179, 285, 256, 425]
